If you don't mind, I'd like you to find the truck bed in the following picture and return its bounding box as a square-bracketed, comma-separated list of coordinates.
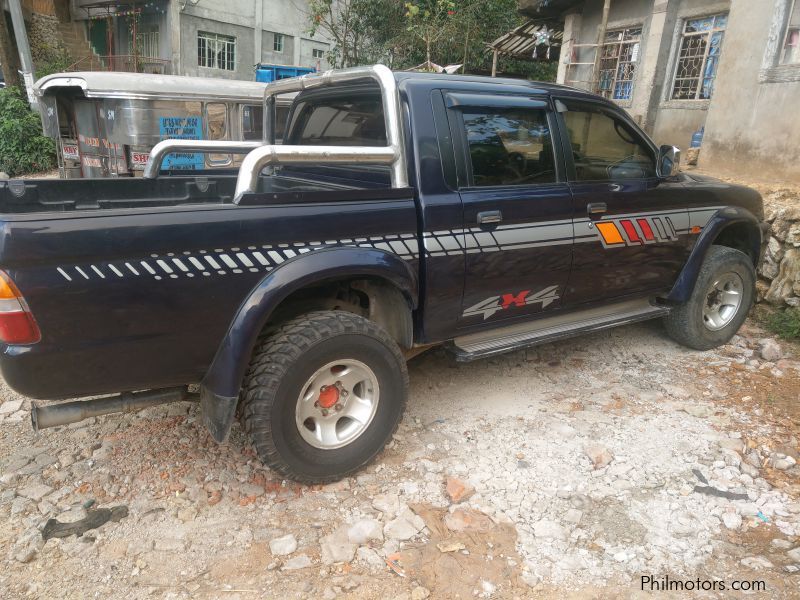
[0, 170, 392, 214]
[0, 169, 417, 400]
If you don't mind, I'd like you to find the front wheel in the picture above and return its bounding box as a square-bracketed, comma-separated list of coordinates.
[664, 245, 755, 350]
[240, 311, 408, 483]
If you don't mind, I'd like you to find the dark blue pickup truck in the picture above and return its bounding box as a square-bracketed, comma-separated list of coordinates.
[0, 66, 767, 483]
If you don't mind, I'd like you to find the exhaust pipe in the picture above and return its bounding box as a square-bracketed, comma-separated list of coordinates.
[31, 386, 199, 431]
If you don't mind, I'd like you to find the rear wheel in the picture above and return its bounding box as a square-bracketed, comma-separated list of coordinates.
[664, 245, 755, 350]
[240, 311, 408, 483]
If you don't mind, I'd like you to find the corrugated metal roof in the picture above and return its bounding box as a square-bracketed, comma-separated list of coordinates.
[489, 21, 564, 59]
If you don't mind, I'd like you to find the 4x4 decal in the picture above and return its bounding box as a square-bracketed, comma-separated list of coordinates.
[463, 285, 560, 320]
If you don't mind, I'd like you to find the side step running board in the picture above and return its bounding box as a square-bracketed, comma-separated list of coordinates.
[450, 299, 669, 361]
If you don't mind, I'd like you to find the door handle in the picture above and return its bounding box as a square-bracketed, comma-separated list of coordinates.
[477, 210, 503, 225]
[609, 183, 622, 192]
[587, 202, 607, 215]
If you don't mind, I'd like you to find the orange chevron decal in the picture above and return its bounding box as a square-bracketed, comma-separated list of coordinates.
[596, 222, 625, 246]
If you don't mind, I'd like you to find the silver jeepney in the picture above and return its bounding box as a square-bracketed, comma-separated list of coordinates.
[34, 72, 294, 178]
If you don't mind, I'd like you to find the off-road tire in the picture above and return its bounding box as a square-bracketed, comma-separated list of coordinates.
[240, 311, 408, 484]
[664, 245, 755, 350]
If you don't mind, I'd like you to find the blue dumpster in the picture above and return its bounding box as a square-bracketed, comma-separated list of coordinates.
[255, 64, 316, 83]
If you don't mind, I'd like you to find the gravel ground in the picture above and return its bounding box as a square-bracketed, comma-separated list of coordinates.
[1, 316, 799, 599]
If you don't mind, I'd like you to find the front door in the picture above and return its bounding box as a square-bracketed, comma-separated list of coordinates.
[556, 99, 690, 306]
[447, 94, 574, 328]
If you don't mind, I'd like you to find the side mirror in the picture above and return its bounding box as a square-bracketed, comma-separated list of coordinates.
[658, 145, 681, 177]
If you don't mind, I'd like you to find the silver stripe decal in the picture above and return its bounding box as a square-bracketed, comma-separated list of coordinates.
[172, 258, 190, 272]
[90, 265, 105, 279]
[219, 254, 237, 269]
[108, 264, 124, 277]
[236, 253, 254, 267]
[156, 260, 174, 274]
[204, 256, 222, 270]
[57, 267, 72, 281]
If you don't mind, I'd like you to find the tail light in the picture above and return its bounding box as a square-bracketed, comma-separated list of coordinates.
[0, 271, 41, 344]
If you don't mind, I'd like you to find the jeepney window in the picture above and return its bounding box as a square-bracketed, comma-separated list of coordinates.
[205, 102, 231, 165]
[287, 95, 386, 146]
[206, 103, 228, 139]
[242, 105, 263, 141]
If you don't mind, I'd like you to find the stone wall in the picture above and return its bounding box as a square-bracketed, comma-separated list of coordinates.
[759, 192, 800, 307]
[28, 13, 66, 64]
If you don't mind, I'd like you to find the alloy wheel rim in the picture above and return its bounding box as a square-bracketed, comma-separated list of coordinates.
[702, 272, 744, 331]
[295, 359, 380, 450]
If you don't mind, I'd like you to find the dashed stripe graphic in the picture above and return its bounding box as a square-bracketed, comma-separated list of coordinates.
[56, 235, 420, 283]
[54, 207, 724, 283]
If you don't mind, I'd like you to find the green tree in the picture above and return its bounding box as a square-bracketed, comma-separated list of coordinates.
[0, 87, 56, 176]
[308, 0, 403, 67]
[307, 0, 558, 81]
[403, 0, 454, 68]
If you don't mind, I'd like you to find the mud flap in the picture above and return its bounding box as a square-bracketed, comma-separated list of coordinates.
[200, 386, 238, 443]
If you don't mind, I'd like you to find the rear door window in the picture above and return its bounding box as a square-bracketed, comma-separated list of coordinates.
[461, 108, 557, 186]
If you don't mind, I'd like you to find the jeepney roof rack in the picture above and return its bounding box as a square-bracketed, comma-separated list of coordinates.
[33, 71, 271, 103]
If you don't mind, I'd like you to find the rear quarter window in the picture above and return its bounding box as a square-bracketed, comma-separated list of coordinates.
[286, 96, 386, 146]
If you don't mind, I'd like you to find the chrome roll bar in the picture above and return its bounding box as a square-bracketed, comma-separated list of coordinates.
[143, 140, 263, 179]
[233, 145, 396, 200]
[259, 64, 407, 190]
[144, 65, 408, 197]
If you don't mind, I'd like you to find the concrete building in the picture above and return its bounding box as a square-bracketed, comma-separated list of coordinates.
[67, 0, 331, 79]
[519, 0, 800, 182]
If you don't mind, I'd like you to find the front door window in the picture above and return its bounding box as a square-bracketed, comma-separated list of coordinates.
[561, 106, 656, 181]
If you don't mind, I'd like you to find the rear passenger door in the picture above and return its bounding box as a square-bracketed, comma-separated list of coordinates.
[445, 93, 574, 328]
[556, 99, 689, 306]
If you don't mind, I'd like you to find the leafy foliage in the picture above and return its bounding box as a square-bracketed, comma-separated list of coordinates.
[767, 307, 800, 340]
[0, 87, 56, 177]
[308, 0, 557, 80]
[308, 0, 402, 67]
[34, 49, 73, 79]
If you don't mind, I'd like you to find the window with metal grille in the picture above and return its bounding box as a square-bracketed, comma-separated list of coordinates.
[197, 31, 236, 71]
[274, 33, 285, 53]
[783, 0, 800, 64]
[136, 30, 160, 59]
[671, 13, 727, 100]
[597, 27, 642, 101]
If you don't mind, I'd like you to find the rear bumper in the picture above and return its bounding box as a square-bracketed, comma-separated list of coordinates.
[0, 341, 198, 401]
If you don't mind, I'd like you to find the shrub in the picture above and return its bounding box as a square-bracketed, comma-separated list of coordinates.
[767, 307, 800, 340]
[35, 50, 73, 79]
[0, 87, 56, 176]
